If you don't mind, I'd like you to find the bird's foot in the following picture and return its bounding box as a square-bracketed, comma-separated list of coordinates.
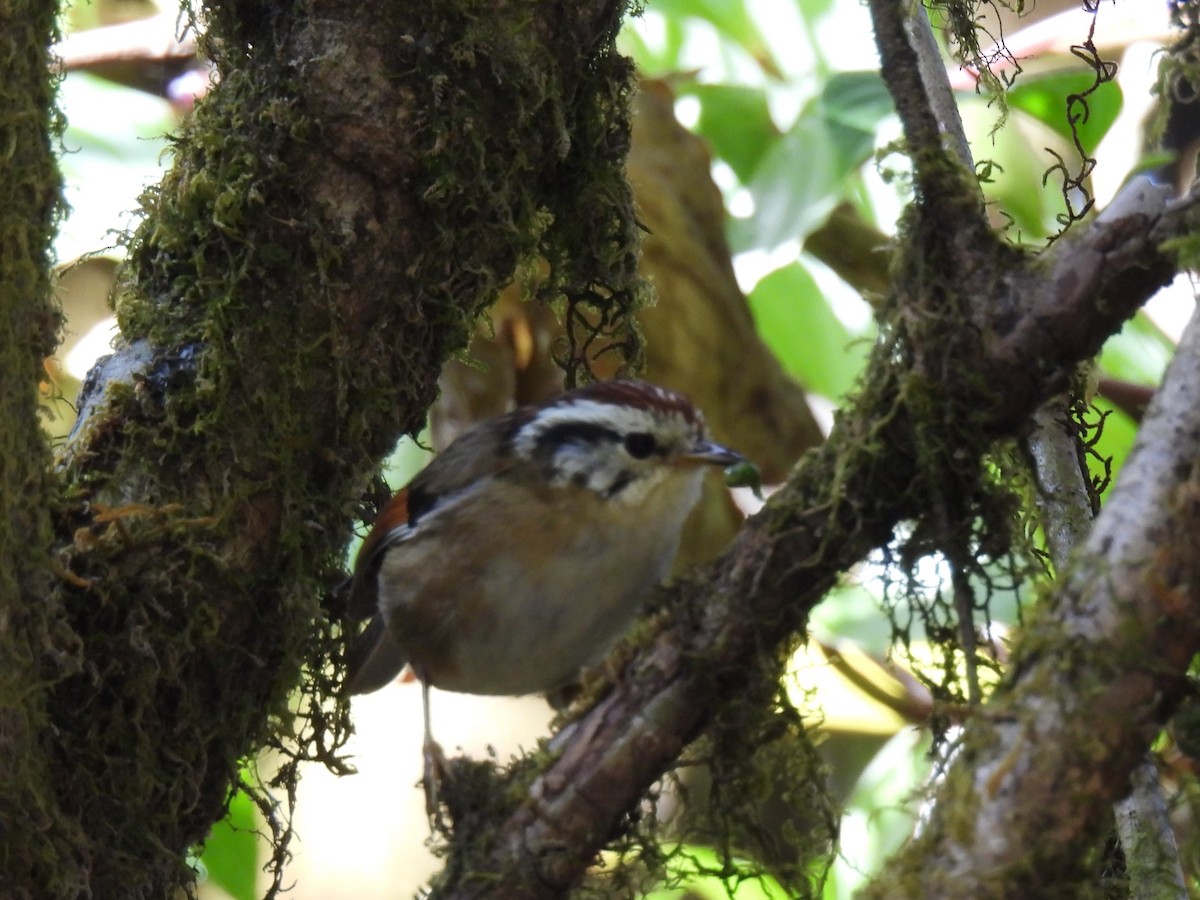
[423, 736, 451, 829]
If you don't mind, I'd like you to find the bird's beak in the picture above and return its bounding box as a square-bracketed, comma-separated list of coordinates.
[682, 440, 745, 467]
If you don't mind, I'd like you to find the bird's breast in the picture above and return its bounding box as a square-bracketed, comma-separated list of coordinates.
[375, 469, 704, 695]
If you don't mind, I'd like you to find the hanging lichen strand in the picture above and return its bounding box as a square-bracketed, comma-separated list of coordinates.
[43, 1, 643, 895]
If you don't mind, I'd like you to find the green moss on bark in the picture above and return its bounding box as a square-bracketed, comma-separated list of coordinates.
[0, 1, 73, 894]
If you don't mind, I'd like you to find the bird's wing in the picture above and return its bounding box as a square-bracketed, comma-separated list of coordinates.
[344, 615, 409, 695]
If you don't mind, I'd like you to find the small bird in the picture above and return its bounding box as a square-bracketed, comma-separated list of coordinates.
[344, 379, 743, 809]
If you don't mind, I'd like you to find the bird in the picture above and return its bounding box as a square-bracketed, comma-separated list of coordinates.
[343, 379, 744, 812]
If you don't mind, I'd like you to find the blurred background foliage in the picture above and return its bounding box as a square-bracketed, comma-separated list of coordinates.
[44, 0, 1183, 897]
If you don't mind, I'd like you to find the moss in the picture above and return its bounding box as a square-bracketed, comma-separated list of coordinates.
[1160, 231, 1200, 274]
[0, 0, 77, 893]
[1149, 3, 1200, 149]
[926, 0, 1015, 118]
[675, 674, 837, 897]
[41, 0, 647, 895]
[426, 752, 541, 893]
[777, 139, 1051, 752]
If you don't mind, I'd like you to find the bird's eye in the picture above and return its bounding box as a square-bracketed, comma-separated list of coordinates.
[623, 432, 657, 459]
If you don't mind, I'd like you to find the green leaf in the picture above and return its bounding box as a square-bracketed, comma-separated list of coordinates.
[821, 71, 894, 133]
[959, 98, 1067, 240]
[731, 73, 893, 251]
[1007, 70, 1123, 156]
[197, 787, 259, 900]
[618, 13, 689, 75]
[831, 730, 930, 893]
[816, 74, 895, 186]
[732, 114, 839, 250]
[1099, 310, 1174, 386]
[58, 72, 175, 262]
[809, 582, 896, 656]
[649, 0, 783, 77]
[746, 261, 870, 400]
[795, 0, 839, 25]
[683, 84, 780, 182]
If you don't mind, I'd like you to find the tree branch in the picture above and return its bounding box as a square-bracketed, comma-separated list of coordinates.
[865, 296, 1200, 897]
[904, 1, 974, 171]
[868, 0, 986, 239]
[984, 176, 1179, 424]
[434, 179, 1200, 899]
[1026, 392, 1185, 896]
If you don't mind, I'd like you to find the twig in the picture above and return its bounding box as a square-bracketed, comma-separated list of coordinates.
[905, 4, 975, 171]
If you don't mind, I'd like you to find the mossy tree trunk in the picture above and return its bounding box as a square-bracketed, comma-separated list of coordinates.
[2, 1, 641, 895]
[0, 0, 71, 892]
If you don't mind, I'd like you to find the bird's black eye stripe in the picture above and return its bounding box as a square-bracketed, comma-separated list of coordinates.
[603, 472, 633, 498]
[535, 421, 620, 456]
[623, 432, 657, 459]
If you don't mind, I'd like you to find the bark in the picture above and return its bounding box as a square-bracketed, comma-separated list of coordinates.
[1025, 400, 1184, 895]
